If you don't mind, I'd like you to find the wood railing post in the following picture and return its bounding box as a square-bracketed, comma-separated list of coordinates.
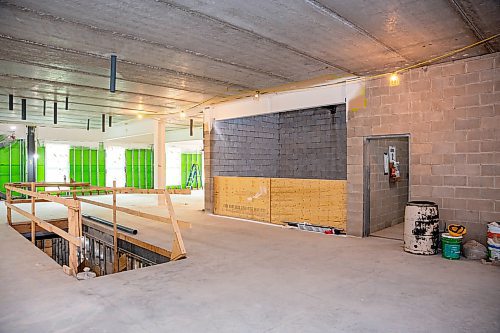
[30, 182, 35, 244]
[112, 180, 118, 273]
[6, 188, 12, 226]
[67, 202, 81, 276]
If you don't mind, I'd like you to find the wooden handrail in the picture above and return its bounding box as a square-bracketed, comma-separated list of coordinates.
[77, 197, 192, 229]
[5, 185, 80, 209]
[5, 202, 81, 247]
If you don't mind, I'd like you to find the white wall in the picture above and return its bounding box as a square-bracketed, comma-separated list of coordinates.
[204, 77, 365, 125]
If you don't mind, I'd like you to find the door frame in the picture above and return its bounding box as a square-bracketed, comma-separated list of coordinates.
[362, 134, 411, 237]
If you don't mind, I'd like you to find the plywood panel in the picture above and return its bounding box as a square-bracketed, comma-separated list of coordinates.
[270, 178, 346, 229]
[214, 176, 271, 222]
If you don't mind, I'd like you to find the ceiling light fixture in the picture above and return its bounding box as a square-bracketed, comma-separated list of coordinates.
[180, 111, 186, 119]
[389, 73, 400, 86]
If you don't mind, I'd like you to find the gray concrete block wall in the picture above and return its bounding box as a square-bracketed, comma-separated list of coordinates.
[204, 105, 348, 212]
[279, 105, 347, 179]
[347, 52, 500, 243]
[210, 113, 280, 178]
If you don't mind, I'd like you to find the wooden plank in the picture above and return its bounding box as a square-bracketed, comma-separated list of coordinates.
[117, 233, 172, 258]
[77, 197, 192, 228]
[270, 178, 347, 229]
[5, 185, 80, 209]
[6, 182, 90, 188]
[67, 206, 80, 276]
[6, 202, 81, 246]
[213, 176, 271, 222]
[112, 181, 118, 273]
[164, 189, 186, 260]
[6, 188, 12, 226]
[10, 198, 50, 204]
[30, 183, 35, 244]
[11, 219, 68, 234]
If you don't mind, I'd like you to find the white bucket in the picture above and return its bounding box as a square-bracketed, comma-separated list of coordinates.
[487, 239, 500, 260]
[487, 222, 500, 244]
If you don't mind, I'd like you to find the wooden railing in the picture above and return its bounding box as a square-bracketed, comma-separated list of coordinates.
[5, 181, 188, 276]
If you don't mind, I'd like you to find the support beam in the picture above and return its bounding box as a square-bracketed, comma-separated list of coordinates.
[154, 120, 166, 205]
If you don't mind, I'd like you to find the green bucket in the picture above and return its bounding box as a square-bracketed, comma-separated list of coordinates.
[442, 233, 462, 260]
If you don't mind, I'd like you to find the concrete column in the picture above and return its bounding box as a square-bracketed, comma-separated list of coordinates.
[153, 120, 166, 205]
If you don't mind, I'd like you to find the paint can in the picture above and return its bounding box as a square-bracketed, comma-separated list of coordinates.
[404, 201, 439, 255]
[441, 233, 462, 260]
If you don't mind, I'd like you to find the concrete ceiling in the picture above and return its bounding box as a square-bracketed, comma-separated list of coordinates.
[0, 0, 498, 129]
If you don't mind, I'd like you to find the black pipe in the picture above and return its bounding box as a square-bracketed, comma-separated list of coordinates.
[189, 118, 193, 136]
[8, 94, 13, 110]
[109, 115, 112, 127]
[43, 100, 46, 116]
[87, 119, 90, 131]
[21, 99, 27, 120]
[82, 214, 138, 235]
[101, 114, 105, 132]
[54, 102, 58, 124]
[65, 96, 69, 110]
[110, 54, 117, 92]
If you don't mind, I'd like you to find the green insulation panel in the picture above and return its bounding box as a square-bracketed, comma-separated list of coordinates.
[0, 140, 26, 195]
[69, 146, 105, 186]
[125, 148, 153, 189]
[181, 153, 202, 189]
[36, 145, 45, 191]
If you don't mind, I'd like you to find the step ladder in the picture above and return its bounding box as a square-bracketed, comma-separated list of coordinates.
[185, 164, 202, 189]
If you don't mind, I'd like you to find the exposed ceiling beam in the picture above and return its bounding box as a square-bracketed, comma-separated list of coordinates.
[0, 74, 201, 105]
[156, 0, 355, 76]
[303, 0, 412, 63]
[446, 0, 496, 53]
[0, 1, 292, 82]
[0, 35, 252, 92]
[0, 57, 235, 98]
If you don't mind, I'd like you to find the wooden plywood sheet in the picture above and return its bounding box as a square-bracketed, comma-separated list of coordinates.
[214, 176, 271, 222]
[270, 178, 347, 230]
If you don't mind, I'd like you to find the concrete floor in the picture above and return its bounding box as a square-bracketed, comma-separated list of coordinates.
[371, 222, 404, 241]
[0, 191, 499, 333]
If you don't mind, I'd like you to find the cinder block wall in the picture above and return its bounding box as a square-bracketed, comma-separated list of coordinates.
[204, 105, 347, 212]
[279, 105, 347, 179]
[347, 52, 499, 243]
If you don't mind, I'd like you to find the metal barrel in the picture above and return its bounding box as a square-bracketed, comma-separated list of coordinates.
[404, 201, 439, 255]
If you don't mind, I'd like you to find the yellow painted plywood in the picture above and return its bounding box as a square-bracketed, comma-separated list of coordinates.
[270, 178, 346, 229]
[213, 176, 271, 222]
